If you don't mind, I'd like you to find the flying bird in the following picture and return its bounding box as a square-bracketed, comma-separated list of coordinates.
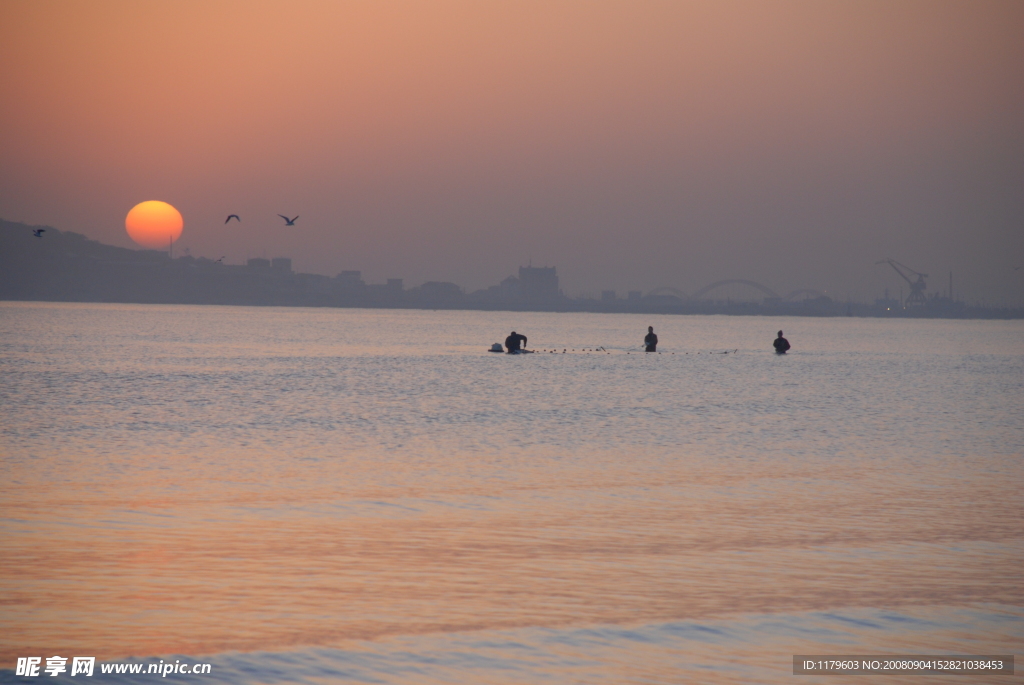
[215, 256, 226, 263]
[225, 214, 240, 224]
[278, 215, 299, 226]
[32, 229, 45, 238]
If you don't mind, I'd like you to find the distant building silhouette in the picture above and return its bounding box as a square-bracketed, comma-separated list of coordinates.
[247, 257, 271, 269]
[470, 265, 562, 304]
[331, 270, 365, 301]
[336, 270, 362, 284]
[271, 258, 292, 273]
[496, 274, 522, 299]
[601, 290, 616, 301]
[519, 266, 559, 299]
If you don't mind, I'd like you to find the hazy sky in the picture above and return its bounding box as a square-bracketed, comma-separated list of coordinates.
[2, 1, 1022, 303]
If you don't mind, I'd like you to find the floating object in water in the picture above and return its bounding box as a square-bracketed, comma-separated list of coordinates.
[488, 343, 503, 353]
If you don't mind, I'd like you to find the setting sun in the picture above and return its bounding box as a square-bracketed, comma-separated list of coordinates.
[125, 201, 183, 249]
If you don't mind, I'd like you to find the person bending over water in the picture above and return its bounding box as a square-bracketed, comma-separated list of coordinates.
[644, 326, 658, 352]
[773, 330, 790, 354]
[505, 331, 528, 353]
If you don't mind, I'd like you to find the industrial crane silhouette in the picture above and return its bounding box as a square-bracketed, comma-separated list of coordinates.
[877, 259, 928, 307]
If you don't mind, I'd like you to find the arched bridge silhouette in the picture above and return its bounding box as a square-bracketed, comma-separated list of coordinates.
[691, 279, 779, 300]
[646, 286, 688, 299]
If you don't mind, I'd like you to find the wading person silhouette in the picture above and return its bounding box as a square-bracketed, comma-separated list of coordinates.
[644, 326, 658, 352]
[773, 330, 790, 354]
[505, 331, 528, 354]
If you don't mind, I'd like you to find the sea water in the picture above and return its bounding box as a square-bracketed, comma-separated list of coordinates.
[1, 302, 1021, 684]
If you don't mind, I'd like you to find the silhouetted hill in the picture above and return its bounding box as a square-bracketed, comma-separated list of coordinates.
[0, 219, 320, 306]
[1, 219, 175, 301]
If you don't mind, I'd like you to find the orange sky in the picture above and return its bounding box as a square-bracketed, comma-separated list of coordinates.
[1, 1, 1022, 303]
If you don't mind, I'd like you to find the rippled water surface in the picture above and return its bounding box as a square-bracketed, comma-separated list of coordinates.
[1, 302, 1022, 683]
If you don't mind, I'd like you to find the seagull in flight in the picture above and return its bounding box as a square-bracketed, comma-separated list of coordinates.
[225, 214, 240, 224]
[278, 215, 299, 226]
[215, 256, 226, 263]
[32, 229, 45, 238]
